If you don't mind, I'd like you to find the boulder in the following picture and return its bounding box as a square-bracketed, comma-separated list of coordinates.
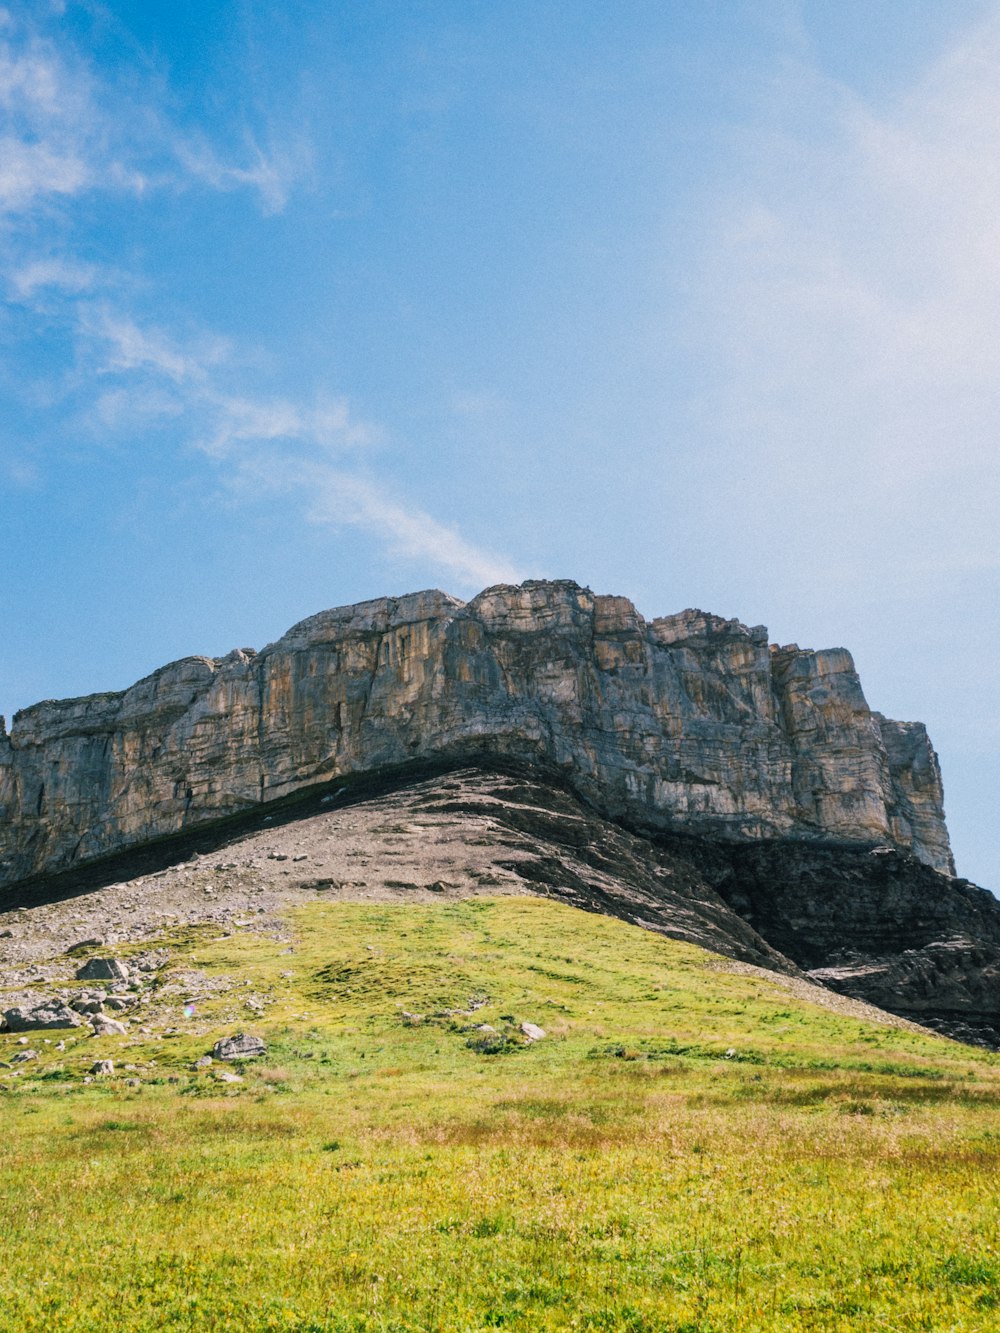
[2, 1002, 81, 1032]
[90, 1060, 114, 1076]
[90, 1016, 128, 1037]
[211, 1033, 266, 1061]
[520, 1022, 546, 1042]
[75, 957, 130, 983]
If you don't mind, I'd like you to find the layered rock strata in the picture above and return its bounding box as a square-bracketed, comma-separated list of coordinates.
[682, 838, 1000, 1048]
[0, 580, 954, 889]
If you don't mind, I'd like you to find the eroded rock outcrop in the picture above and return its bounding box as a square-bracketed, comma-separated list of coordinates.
[679, 838, 1000, 1047]
[0, 580, 954, 888]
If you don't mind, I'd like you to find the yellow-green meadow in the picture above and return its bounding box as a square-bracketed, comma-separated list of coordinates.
[2, 897, 998, 1331]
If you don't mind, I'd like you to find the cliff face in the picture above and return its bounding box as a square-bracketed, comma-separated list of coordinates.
[690, 839, 1000, 1047]
[0, 580, 954, 888]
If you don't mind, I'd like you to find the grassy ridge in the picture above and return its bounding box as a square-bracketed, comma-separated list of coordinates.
[1, 897, 999, 1331]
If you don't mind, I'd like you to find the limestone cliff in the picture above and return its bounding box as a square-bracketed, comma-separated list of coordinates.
[0, 580, 954, 888]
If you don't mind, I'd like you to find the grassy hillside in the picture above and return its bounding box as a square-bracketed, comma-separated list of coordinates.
[2, 896, 999, 1331]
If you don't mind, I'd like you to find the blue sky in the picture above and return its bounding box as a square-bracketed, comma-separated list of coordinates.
[1, 0, 997, 891]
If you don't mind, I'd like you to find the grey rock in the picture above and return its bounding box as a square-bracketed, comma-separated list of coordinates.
[11, 1049, 38, 1064]
[0, 581, 953, 890]
[216, 1070, 243, 1083]
[70, 994, 105, 1016]
[808, 936, 1000, 1047]
[691, 838, 1000, 1045]
[90, 1059, 114, 1076]
[3, 1002, 81, 1032]
[75, 957, 129, 983]
[194, 1055, 213, 1068]
[520, 1022, 546, 1042]
[875, 715, 955, 885]
[5, 581, 995, 1045]
[211, 1032, 266, 1061]
[90, 1016, 128, 1037]
[104, 994, 138, 1011]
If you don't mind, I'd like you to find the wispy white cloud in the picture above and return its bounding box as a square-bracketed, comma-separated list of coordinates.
[90, 383, 185, 433]
[227, 451, 522, 588]
[81, 310, 375, 453]
[305, 468, 523, 588]
[0, 7, 305, 233]
[202, 391, 378, 457]
[0, 134, 89, 210]
[0, 31, 94, 213]
[0, 5, 521, 593]
[77, 307, 519, 589]
[689, 3, 1000, 582]
[173, 132, 311, 217]
[7, 256, 97, 297]
[85, 308, 227, 384]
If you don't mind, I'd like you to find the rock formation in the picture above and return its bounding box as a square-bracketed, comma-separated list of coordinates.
[3, 758, 995, 1046]
[0, 580, 954, 889]
[661, 834, 1000, 1047]
[0, 764, 954, 1043]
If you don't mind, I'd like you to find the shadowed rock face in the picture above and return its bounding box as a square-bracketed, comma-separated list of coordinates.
[658, 834, 1000, 1046]
[0, 579, 953, 888]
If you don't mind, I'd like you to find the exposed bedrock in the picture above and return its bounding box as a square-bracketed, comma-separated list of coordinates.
[677, 838, 1000, 1047]
[0, 579, 954, 888]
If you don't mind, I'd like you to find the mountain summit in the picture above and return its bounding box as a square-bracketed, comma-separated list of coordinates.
[0, 579, 954, 888]
[5, 579, 998, 1046]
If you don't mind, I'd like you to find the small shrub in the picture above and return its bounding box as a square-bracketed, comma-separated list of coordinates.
[466, 1030, 515, 1055]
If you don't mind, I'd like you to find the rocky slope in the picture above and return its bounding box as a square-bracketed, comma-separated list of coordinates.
[0, 764, 939, 1043]
[0, 580, 953, 888]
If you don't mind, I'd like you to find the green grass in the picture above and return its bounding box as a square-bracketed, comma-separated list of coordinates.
[2, 896, 999, 1331]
